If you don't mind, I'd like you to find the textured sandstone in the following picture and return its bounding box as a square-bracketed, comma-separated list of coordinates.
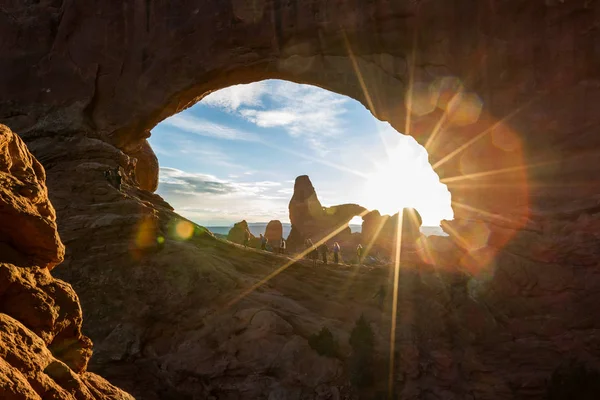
[288, 175, 366, 249]
[227, 219, 257, 246]
[0, 125, 64, 269]
[0, 1, 599, 399]
[264, 219, 284, 245]
[0, 125, 132, 399]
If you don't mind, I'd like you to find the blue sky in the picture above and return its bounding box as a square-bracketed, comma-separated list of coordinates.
[149, 80, 453, 227]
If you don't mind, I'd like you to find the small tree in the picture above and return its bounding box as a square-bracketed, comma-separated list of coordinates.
[308, 327, 339, 357]
[348, 314, 375, 387]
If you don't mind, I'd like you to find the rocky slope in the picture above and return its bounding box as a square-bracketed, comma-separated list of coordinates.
[0, 125, 132, 400]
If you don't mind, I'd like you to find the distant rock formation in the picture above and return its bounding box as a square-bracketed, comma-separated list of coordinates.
[127, 139, 159, 192]
[0, 125, 132, 399]
[288, 175, 366, 249]
[227, 220, 256, 246]
[361, 208, 423, 252]
[265, 220, 283, 246]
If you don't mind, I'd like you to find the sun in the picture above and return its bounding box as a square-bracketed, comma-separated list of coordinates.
[362, 136, 453, 226]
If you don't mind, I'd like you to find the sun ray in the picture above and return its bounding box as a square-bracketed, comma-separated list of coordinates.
[440, 160, 557, 184]
[423, 108, 451, 151]
[432, 100, 537, 171]
[388, 210, 403, 397]
[337, 213, 390, 299]
[258, 139, 370, 179]
[342, 29, 377, 116]
[404, 30, 418, 137]
[451, 200, 526, 225]
[447, 181, 600, 189]
[224, 210, 371, 310]
[439, 222, 472, 252]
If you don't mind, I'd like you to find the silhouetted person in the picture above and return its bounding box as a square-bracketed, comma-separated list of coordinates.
[104, 167, 122, 191]
[280, 238, 286, 254]
[259, 234, 267, 250]
[306, 239, 318, 266]
[305, 238, 312, 259]
[333, 242, 340, 264]
[113, 167, 122, 191]
[320, 243, 329, 265]
[243, 230, 250, 247]
[357, 244, 363, 265]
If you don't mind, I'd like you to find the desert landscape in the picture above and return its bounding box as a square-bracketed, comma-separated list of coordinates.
[2, 1, 600, 399]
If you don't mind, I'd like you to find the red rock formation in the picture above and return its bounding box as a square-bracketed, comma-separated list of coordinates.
[0, 125, 64, 269]
[227, 220, 257, 247]
[0, 125, 132, 399]
[127, 139, 158, 192]
[0, 1, 599, 398]
[361, 208, 423, 254]
[288, 175, 366, 249]
[264, 220, 283, 246]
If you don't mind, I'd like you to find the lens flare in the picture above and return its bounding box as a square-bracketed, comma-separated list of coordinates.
[175, 220, 194, 240]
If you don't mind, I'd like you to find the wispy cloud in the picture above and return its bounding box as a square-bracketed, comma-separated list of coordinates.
[162, 114, 259, 142]
[202, 81, 267, 111]
[159, 167, 237, 195]
[156, 167, 291, 225]
[201, 80, 351, 154]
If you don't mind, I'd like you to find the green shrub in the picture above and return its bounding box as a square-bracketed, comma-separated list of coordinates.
[308, 327, 339, 357]
[547, 360, 600, 400]
[348, 314, 375, 387]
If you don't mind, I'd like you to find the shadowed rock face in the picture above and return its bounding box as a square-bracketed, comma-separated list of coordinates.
[265, 220, 284, 245]
[361, 208, 423, 252]
[0, 124, 132, 400]
[0, 1, 600, 399]
[288, 175, 366, 249]
[227, 220, 256, 246]
[0, 125, 64, 269]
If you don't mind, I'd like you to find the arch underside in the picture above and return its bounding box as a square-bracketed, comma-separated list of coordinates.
[1, 0, 600, 398]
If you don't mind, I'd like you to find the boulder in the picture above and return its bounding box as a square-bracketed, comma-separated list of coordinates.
[127, 139, 158, 192]
[0, 124, 133, 400]
[0, 125, 64, 269]
[264, 220, 283, 247]
[227, 220, 256, 246]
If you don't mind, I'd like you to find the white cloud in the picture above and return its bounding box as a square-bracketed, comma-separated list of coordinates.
[202, 81, 267, 111]
[156, 167, 291, 225]
[162, 114, 259, 142]
[240, 109, 298, 127]
[200, 80, 351, 155]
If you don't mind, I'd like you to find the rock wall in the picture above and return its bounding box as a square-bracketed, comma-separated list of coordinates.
[0, 1, 599, 399]
[288, 175, 366, 249]
[0, 125, 132, 400]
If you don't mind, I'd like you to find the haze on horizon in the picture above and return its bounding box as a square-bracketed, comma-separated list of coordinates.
[149, 80, 453, 227]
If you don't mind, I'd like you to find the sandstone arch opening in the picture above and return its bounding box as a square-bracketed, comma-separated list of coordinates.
[148, 79, 453, 248]
[3, 2, 600, 400]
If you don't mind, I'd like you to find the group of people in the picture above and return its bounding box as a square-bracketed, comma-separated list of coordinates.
[244, 231, 287, 254]
[304, 239, 364, 266]
[241, 229, 366, 266]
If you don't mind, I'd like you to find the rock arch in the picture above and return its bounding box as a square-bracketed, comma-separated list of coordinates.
[3, 1, 597, 251]
[1, 1, 599, 398]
